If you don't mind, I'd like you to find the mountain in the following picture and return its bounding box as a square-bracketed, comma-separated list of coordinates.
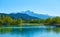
[0, 10, 53, 20]
[9, 13, 39, 20]
[23, 10, 53, 19]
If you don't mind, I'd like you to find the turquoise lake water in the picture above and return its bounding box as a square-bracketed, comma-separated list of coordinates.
[0, 26, 60, 37]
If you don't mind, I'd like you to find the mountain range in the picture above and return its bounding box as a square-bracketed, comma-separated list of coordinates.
[0, 10, 53, 20]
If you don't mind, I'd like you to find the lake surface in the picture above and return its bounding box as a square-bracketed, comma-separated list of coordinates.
[0, 26, 60, 37]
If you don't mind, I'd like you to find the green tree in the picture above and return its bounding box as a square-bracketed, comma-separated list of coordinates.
[17, 18, 23, 26]
[52, 16, 60, 25]
[44, 18, 52, 25]
[4, 16, 13, 26]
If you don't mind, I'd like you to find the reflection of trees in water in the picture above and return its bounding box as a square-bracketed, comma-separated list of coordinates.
[45, 27, 60, 33]
[53, 27, 60, 33]
[0, 27, 60, 34]
[0, 28, 12, 34]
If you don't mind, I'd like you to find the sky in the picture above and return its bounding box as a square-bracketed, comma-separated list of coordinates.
[0, 0, 60, 16]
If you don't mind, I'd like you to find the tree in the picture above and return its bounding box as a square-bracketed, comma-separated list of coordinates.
[40, 19, 45, 24]
[52, 16, 60, 26]
[28, 19, 40, 23]
[44, 18, 52, 25]
[4, 16, 13, 26]
[0, 15, 5, 26]
[17, 18, 23, 26]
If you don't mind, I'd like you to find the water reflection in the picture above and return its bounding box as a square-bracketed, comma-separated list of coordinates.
[0, 26, 60, 37]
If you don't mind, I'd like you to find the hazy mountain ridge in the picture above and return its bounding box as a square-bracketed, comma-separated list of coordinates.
[9, 13, 39, 20]
[23, 10, 53, 19]
[0, 10, 53, 20]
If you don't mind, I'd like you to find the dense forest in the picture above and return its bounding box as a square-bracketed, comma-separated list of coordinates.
[0, 14, 60, 27]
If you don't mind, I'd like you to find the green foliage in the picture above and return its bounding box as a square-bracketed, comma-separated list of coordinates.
[0, 14, 60, 26]
[44, 18, 52, 25]
[53, 16, 60, 24]
[17, 18, 24, 26]
[29, 19, 40, 23]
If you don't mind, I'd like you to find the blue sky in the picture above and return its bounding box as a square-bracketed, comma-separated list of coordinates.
[0, 0, 60, 16]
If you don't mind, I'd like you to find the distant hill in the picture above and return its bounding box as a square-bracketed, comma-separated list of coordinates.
[0, 10, 53, 20]
[9, 13, 39, 20]
[24, 10, 53, 19]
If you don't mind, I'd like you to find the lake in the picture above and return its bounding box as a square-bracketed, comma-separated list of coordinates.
[0, 26, 60, 37]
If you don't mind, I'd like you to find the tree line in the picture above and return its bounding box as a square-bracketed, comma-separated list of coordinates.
[0, 15, 60, 26]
